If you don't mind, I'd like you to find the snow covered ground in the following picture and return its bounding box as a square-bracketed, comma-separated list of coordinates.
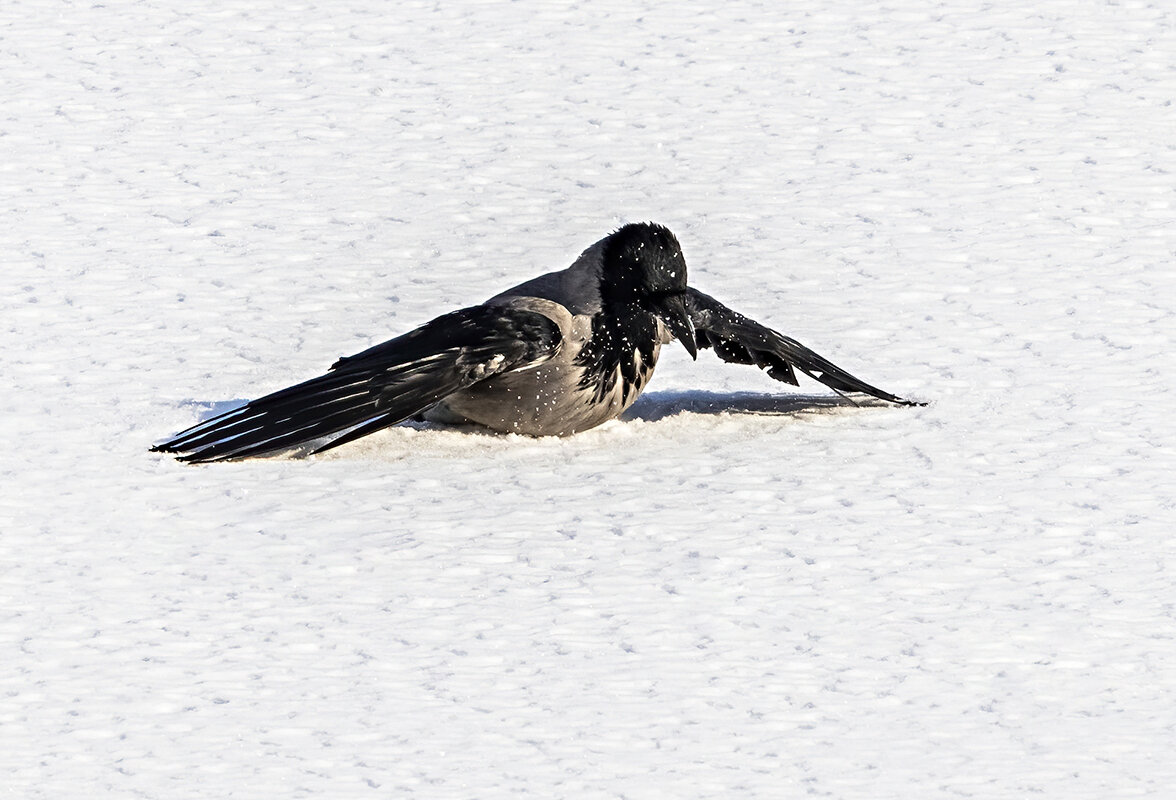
[3, 0, 1174, 797]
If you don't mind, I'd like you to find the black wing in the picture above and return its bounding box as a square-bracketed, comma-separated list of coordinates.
[684, 288, 920, 405]
[153, 305, 561, 462]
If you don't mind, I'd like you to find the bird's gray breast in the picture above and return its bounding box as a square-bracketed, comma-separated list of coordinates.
[428, 297, 663, 436]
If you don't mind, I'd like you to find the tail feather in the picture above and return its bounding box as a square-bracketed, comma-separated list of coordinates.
[153, 304, 562, 462]
[159, 364, 468, 462]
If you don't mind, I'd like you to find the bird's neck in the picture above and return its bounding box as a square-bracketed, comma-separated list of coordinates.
[575, 303, 659, 404]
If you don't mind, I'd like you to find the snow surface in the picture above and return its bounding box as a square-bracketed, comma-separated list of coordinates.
[3, 1, 1175, 797]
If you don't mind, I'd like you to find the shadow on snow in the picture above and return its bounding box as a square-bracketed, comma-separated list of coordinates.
[180, 389, 870, 430]
[164, 389, 877, 459]
[622, 389, 880, 423]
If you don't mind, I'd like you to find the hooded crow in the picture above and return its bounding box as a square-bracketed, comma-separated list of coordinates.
[153, 222, 920, 462]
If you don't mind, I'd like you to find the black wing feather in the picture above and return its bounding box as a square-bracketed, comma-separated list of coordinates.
[684, 288, 920, 405]
[153, 305, 561, 462]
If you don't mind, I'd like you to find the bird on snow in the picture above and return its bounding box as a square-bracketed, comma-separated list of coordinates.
[153, 222, 920, 462]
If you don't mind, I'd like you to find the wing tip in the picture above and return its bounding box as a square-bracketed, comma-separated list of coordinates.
[852, 390, 928, 407]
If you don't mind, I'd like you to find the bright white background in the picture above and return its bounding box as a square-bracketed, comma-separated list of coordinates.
[2, 1, 1173, 797]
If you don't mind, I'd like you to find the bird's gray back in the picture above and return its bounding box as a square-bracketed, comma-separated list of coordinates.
[427, 239, 665, 436]
[487, 239, 605, 315]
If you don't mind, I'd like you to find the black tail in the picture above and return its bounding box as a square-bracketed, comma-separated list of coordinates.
[153, 305, 561, 462]
[151, 361, 464, 462]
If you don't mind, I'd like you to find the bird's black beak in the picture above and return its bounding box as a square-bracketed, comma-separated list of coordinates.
[653, 292, 698, 360]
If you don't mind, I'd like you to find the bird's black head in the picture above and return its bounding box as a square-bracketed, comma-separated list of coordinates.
[599, 222, 697, 358]
[600, 222, 688, 298]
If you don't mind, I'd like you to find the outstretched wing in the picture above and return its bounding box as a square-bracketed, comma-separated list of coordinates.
[153, 305, 562, 462]
[683, 288, 920, 405]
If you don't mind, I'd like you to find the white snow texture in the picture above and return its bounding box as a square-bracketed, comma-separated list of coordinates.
[2, 1, 1174, 798]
